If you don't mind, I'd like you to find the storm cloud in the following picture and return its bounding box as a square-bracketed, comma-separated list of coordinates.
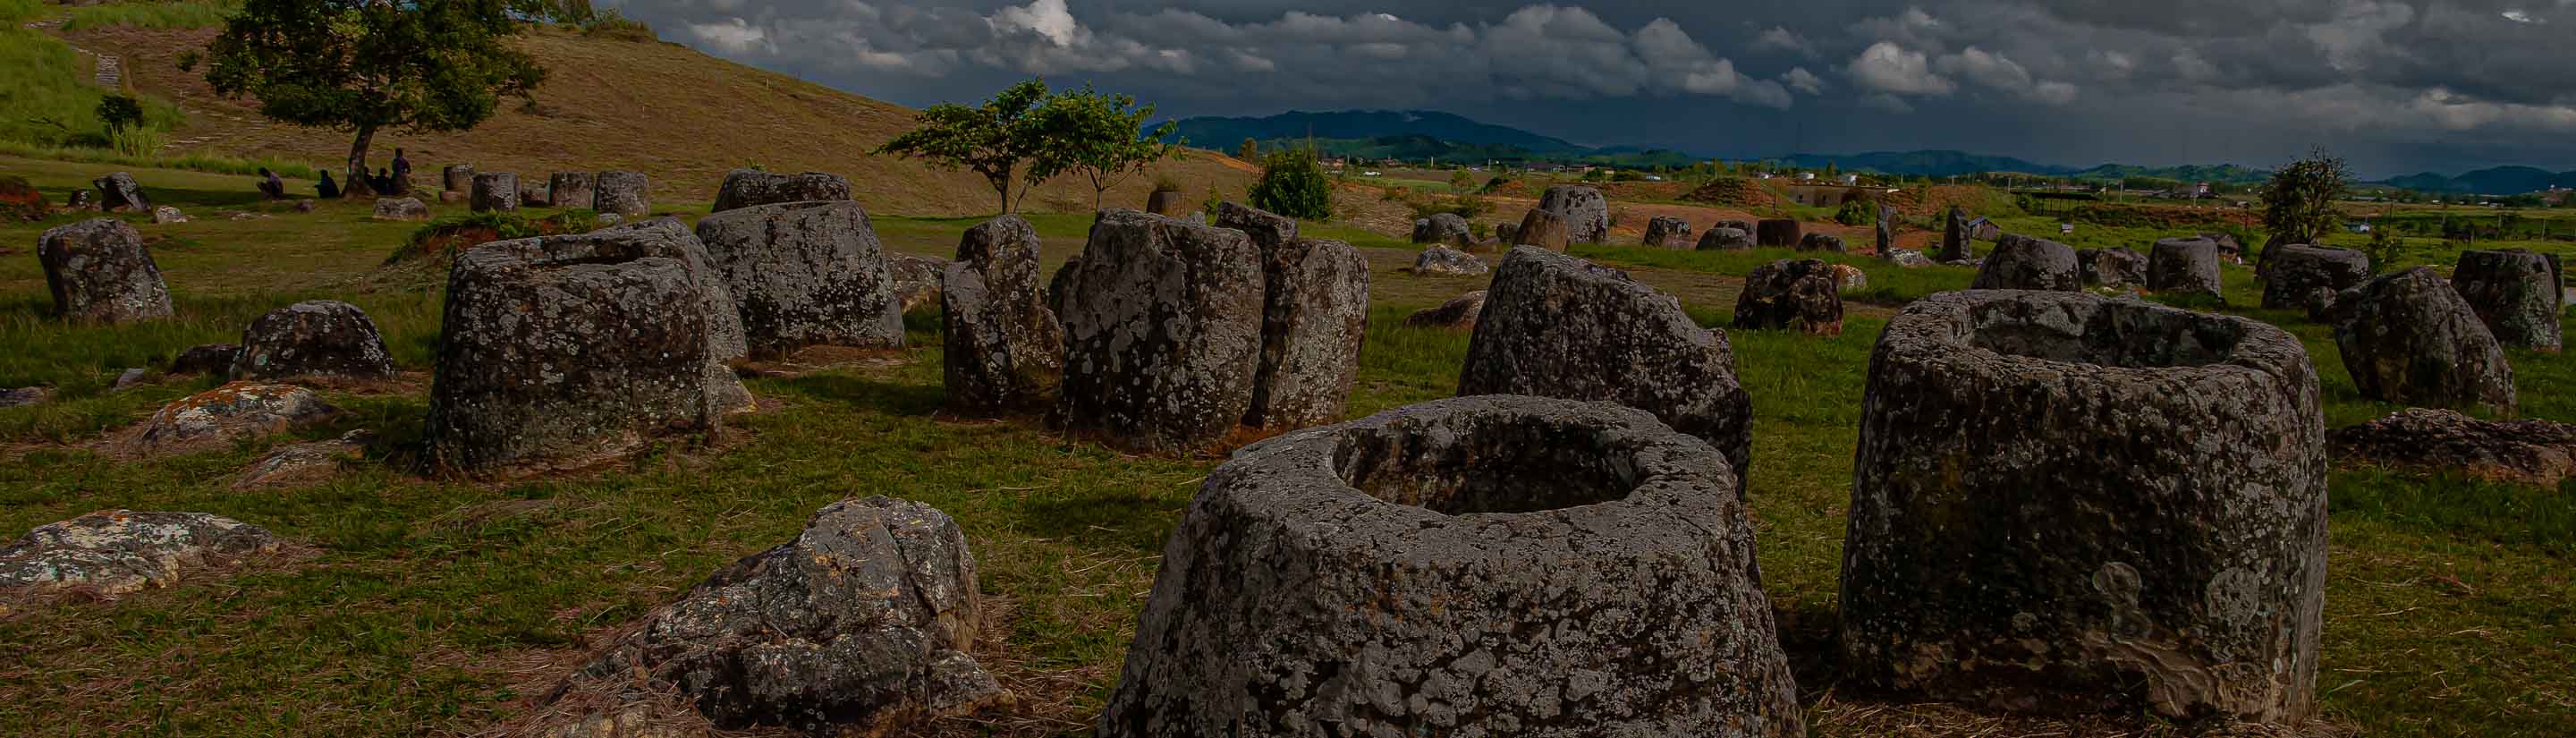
[597, 0, 2576, 175]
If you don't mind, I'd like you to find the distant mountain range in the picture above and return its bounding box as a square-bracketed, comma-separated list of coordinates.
[1164, 109, 2566, 194]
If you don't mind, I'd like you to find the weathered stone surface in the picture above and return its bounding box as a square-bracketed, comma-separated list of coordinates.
[1537, 184, 1609, 242]
[2148, 237, 2224, 297]
[1889, 249, 1936, 268]
[2452, 249, 2563, 352]
[64, 189, 97, 211]
[113, 368, 148, 389]
[1099, 396, 1801, 738]
[370, 197, 429, 221]
[93, 172, 149, 212]
[1697, 226, 1754, 251]
[525, 179, 560, 208]
[292, 199, 318, 213]
[231, 300, 397, 381]
[1402, 291, 1486, 331]
[426, 221, 743, 475]
[0, 386, 53, 408]
[1493, 222, 1519, 246]
[1971, 233, 2080, 291]
[233, 430, 373, 491]
[443, 165, 475, 194]
[1247, 237, 1368, 429]
[1411, 245, 1488, 276]
[2261, 245, 2370, 318]
[570, 496, 998, 733]
[1875, 204, 1897, 257]
[1644, 216, 1692, 248]
[2077, 247, 2148, 289]
[1215, 201, 1299, 253]
[1053, 209, 1265, 454]
[547, 172, 594, 212]
[1833, 263, 1869, 293]
[1755, 218, 1801, 248]
[470, 172, 519, 213]
[694, 200, 905, 356]
[1939, 206, 1970, 261]
[38, 218, 173, 323]
[1514, 208, 1572, 250]
[942, 216, 1064, 415]
[710, 169, 852, 213]
[593, 170, 651, 216]
[1411, 213, 1472, 247]
[123, 383, 338, 456]
[888, 253, 947, 313]
[1459, 247, 1753, 489]
[2328, 267, 2516, 412]
[150, 206, 189, 224]
[438, 191, 466, 204]
[1843, 290, 2326, 724]
[168, 344, 241, 376]
[1146, 189, 1187, 216]
[1798, 232, 1846, 253]
[2331, 408, 2576, 485]
[0, 511, 282, 605]
[1735, 259, 1843, 335]
[2200, 232, 2244, 259]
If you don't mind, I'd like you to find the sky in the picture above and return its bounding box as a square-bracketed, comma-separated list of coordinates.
[596, 0, 2576, 177]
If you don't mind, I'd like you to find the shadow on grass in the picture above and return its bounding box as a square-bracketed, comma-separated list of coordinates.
[775, 373, 947, 418]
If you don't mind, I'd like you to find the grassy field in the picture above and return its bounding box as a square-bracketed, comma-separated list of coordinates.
[0, 157, 2571, 737]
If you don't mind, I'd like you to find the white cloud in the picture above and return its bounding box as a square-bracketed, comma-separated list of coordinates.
[1935, 47, 2032, 91]
[1783, 67, 1826, 95]
[1848, 42, 1954, 96]
[2030, 81, 2080, 104]
[687, 17, 768, 55]
[1751, 26, 1814, 56]
[990, 0, 1079, 47]
[2303, 1, 2415, 72]
[1859, 92, 1916, 114]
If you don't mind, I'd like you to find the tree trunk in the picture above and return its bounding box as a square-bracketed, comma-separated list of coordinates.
[343, 126, 377, 199]
[996, 177, 1013, 215]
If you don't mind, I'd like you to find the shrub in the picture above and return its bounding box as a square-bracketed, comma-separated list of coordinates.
[1151, 173, 1182, 193]
[1402, 193, 1489, 220]
[1835, 200, 1877, 226]
[1250, 148, 1332, 220]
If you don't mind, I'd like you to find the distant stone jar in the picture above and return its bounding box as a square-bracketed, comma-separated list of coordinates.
[1843, 290, 2326, 725]
[2450, 249, 2563, 352]
[1537, 184, 1609, 242]
[2328, 267, 2516, 412]
[710, 168, 852, 213]
[1971, 233, 2080, 292]
[1052, 209, 1266, 454]
[38, 218, 172, 323]
[593, 170, 651, 216]
[2148, 237, 2224, 297]
[1098, 396, 1802, 738]
[2261, 245, 2370, 319]
[1513, 208, 1572, 250]
[470, 172, 518, 213]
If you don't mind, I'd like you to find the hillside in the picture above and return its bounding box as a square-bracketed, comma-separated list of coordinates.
[2380, 165, 2576, 195]
[1783, 150, 2063, 178]
[48, 23, 1257, 216]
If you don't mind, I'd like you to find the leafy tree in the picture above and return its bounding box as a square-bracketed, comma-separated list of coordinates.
[1238, 138, 1258, 162]
[877, 80, 1055, 214]
[1030, 86, 1177, 209]
[1250, 148, 1333, 220]
[1447, 168, 1474, 192]
[95, 95, 144, 137]
[2361, 224, 2405, 274]
[2258, 150, 2351, 261]
[207, 0, 545, 198]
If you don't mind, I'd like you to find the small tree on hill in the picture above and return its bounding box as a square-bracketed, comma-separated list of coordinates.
[1250, 148, 1333, 220]
[207, 0, 545, 198]
[1031, 86, 1178, 210]
[2258, 149, 2351, 265]
[877, 80, 1055, 214]
[1238, 138, 1258, 162]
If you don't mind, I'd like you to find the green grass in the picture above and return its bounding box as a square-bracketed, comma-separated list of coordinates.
[0, 159, 2571, 736]
[1573, 242, 1977, 306]
[0, 28, 187, 148]
[60, 0, 240, 30]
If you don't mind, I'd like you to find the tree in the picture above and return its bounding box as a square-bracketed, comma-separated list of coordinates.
[2258, 150, 2351, 266]
[1238, 138, 1258, 162]
[1030, 86, 1178, 210]
[1250, 148, 1333, 220]
[207, 0, 544, 198]
[1447, 168, 1474, 192]
[877, 80, 1055, 214]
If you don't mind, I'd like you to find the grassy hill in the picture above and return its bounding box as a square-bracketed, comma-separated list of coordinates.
[38, 19, 1256, 216]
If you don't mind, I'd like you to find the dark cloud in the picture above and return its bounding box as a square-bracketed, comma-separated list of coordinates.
[598, 0, 2576, 175]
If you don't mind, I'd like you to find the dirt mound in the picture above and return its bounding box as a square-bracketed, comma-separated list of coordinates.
[1682, 178, 1770, 208]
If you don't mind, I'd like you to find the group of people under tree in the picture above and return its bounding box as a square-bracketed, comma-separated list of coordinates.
[257, 148, 412, 200]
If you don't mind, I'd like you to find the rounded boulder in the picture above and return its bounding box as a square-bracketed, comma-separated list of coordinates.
[231, 300, 397, 381]
[1537, 184, 1609, 242]
[1971, 233, 2080, 291]
[2451, 249, 2563, 352]
[2328, 267, 2516, 412]
[2148, 237, 2224, 297]
[710, 168, 852, 213]
[38, 218, 172, 323]
[694, 200, 906, 356]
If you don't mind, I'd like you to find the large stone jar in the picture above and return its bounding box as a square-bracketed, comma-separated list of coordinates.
[1100, 395, 1802, 738]
[1841, 290, 2326, 725]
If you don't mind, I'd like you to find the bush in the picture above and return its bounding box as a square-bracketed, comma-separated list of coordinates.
[1402, 193, 1490, 221]
[1151, 173, 1182, 193]
[1250, 148, 1332, 220]
[1835, 200, 1877, 226]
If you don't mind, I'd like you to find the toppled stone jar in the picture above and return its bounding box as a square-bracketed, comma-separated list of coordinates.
[1099, 395, 1803, 738]
[1841, 290, 2326, 725]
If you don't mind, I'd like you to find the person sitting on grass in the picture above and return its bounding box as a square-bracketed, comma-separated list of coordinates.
[256, 168, 287, 199]
[316, 169, 341, 199]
